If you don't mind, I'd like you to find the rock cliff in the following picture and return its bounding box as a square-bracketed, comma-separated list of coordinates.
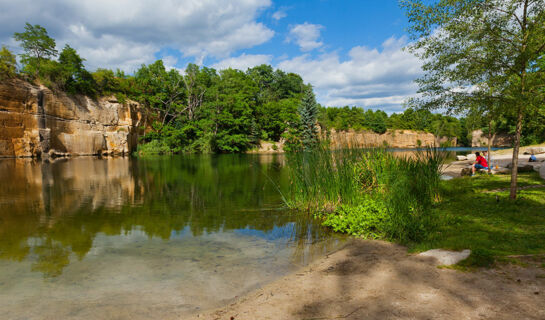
[327, 129, 456, 149]
[0, 79, 146, 158]
[471, 129, 512, 147]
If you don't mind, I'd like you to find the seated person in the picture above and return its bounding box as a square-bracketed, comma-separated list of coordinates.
[472, 152, 489, 175]
[529, 154, 537, 162]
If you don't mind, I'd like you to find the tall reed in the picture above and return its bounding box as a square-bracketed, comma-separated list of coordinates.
[284, 144, 446, 242]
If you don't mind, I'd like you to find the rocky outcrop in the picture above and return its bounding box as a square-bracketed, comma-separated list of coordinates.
[327, 129, 456, 149]
[0, 79, 146, 158]
[471, 129, 512, 147]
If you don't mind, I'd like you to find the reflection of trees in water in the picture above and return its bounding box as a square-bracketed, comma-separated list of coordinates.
[0, 155, 332, 277]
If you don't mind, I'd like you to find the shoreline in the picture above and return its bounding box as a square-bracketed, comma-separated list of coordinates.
[442, 152, 545, 178]
[190, 239, 545, 320]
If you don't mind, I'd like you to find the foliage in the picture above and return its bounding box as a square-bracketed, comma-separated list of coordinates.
[13, 23, 58, 78]
[284, 145, 446, 243]
[322, 199, 387, 238]
[401, 0, 545, 199]
[298, 88, 319, 149]
[136, 139, 172, 156]
[0, 46, 17, 80]
[57, 45, 96, 95]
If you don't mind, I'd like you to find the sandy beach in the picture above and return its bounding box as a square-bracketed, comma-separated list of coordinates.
[190, 239, 545, 320]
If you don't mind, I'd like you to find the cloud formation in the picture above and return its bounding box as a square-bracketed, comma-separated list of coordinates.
[272, 9, 287, 20]
[286, 23, 324, 52]
[0, 0, 274, 71]
[278, 36, 423, 113]
[212, 53, 273, 71]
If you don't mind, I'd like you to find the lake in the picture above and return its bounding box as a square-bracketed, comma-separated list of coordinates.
[0, 155, 344, 319]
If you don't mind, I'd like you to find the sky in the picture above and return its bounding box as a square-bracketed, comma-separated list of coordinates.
[0, 0, 423, 113]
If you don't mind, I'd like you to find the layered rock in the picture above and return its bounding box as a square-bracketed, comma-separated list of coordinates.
[0, 79, 146, 157]
[327, 129, 456, 149]
[471, 129, 512, 147]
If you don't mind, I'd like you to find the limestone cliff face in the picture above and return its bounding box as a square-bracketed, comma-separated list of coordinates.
[0, 79, 146, 157]
[471, 129, 512, 147]
[327, 129, 456, 149]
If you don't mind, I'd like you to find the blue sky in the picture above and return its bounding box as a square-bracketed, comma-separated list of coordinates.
[0, 0, 422, 113]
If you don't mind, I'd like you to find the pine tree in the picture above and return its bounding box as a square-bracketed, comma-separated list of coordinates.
[299, 88, 318, 150]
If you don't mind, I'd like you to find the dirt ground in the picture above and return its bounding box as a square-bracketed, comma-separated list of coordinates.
[190, 239, 545, 320]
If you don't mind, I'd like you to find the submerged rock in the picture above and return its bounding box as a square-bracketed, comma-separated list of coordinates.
[419, 249, 471, 266]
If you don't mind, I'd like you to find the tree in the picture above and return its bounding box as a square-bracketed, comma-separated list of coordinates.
[401, 0, 545, 199]
[58, 45, 95, 94]
[13, 23, 58, 77]
[135, 60, 185, 128]
[0, 46, 17, 80]
[299, 88, 319, 149]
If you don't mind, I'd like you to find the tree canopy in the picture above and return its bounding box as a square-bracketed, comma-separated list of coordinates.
[401, 0, 545, 199]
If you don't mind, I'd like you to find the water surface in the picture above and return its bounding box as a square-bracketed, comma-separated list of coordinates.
[0, 155, 344, 319]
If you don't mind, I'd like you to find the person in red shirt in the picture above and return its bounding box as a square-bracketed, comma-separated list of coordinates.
[472, 152, 489, 175]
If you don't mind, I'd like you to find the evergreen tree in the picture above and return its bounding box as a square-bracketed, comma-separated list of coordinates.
[299, 88, 318, 149]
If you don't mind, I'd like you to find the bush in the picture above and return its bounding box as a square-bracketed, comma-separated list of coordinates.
[322, 198, 387, 238]
[136, 140, 172, 156]
[0, 46, 17, 80]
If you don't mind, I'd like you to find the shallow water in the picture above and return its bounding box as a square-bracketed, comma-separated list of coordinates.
[0, 155, 344, 319]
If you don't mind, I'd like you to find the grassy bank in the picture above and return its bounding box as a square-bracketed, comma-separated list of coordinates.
[410, 172, 545, 267]
[284, 146, 545, 267]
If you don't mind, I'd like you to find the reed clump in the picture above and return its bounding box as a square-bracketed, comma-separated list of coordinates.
[284, 144, 446, 243]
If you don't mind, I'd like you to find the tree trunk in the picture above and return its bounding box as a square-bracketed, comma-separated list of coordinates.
[509, 108, 524, 200]
[487, 119, 492, 174]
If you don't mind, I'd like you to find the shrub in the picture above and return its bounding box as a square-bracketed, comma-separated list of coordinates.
[136, 140, 172, 156]
[322, 198, 387, 238]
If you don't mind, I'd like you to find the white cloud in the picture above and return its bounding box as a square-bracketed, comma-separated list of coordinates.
[278, 36, 423, 113]
[212, 53, 272, 71]
[272, 9, 287, 20]
[0, 0, 274, 71]
[286, 23, 324, 52]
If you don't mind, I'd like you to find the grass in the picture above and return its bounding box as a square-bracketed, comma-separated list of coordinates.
[284, 145, 447, 243]
[410, 172, 545, 267]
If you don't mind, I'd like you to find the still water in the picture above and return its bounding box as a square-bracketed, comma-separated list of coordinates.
[0, 155, 344, 319]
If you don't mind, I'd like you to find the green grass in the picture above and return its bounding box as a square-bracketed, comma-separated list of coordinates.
[284, 145, 447, 243]
[410, 172, 545, 263]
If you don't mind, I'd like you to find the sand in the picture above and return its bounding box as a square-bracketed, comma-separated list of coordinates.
[190, 239, 545, 320]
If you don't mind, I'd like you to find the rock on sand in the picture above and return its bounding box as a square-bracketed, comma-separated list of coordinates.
[418, 249, 471, 265]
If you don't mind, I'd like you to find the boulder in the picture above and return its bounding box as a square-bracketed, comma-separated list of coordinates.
[461, 168, 472, 176]
[456, 155, 468, 161]
[540, 164, 545, 180]
[506, 163, 535, 172]
[419, 249, 471, 266]
[525, 147, 545, 155]
[467, 153, 477, 161]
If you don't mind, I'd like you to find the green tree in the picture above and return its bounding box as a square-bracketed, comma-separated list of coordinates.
[13, 23, 58, 77]
[401, 0, 545, 199]
[299, 88, 319, 149]
[0, 46, 17, 80]
[58, 45, 95, 94]
[212, 68, 258, 152]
